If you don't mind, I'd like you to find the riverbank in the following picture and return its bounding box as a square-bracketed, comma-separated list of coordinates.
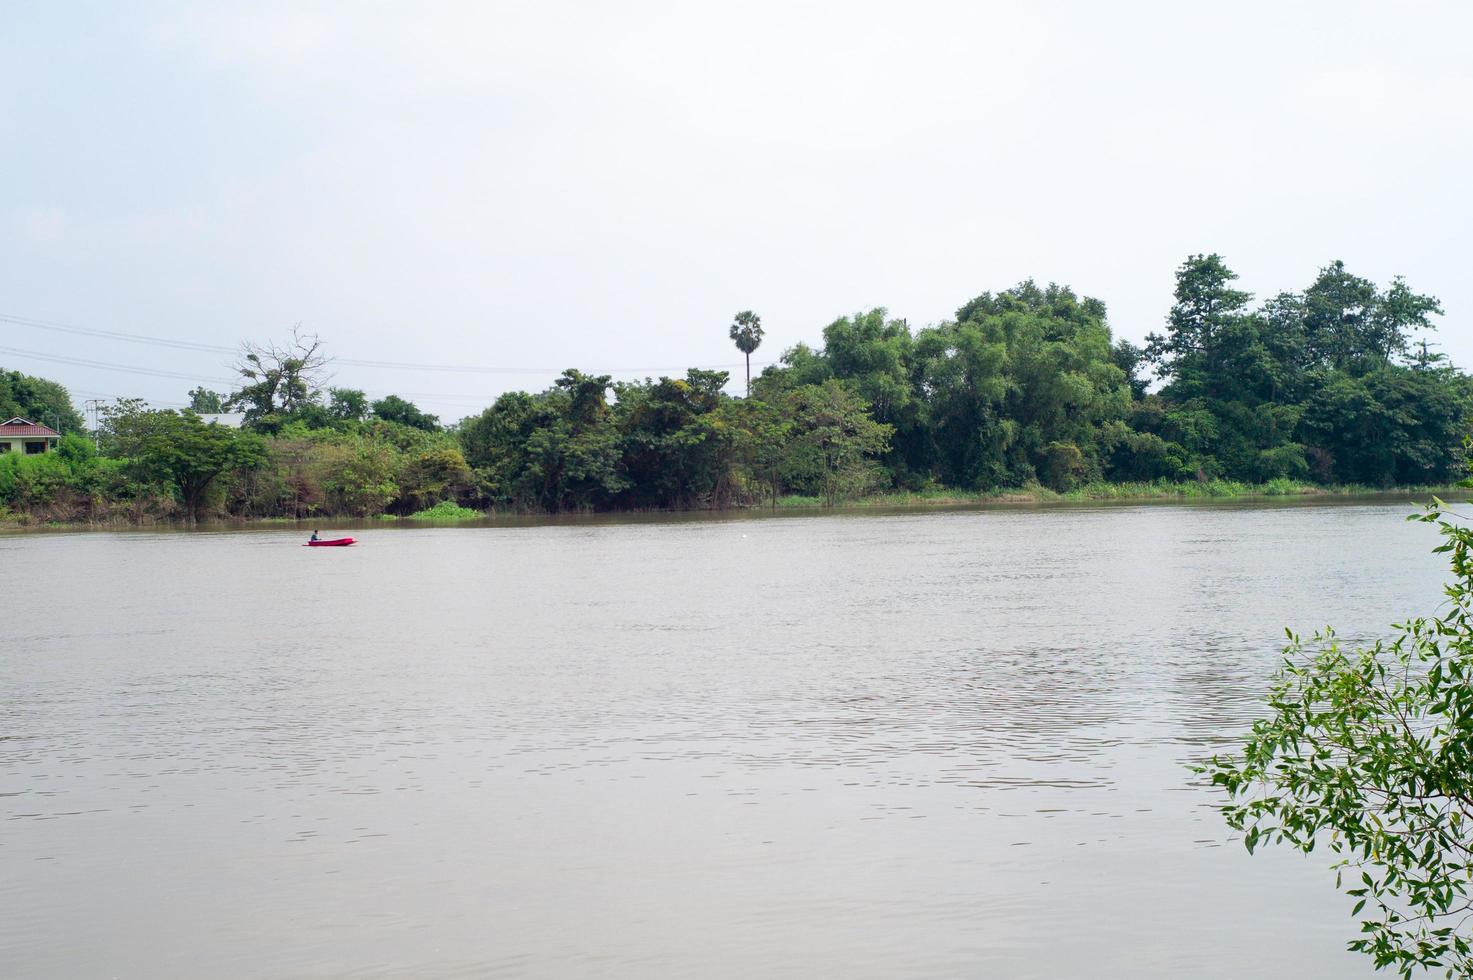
[772, 479, 1465, 509]
[2, 480, 1464, 530]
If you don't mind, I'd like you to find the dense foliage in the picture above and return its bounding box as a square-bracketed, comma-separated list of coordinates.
[1, 368, 85, 432]
[1204, 496, 1473, 976]
[0, 393, 476, 524]
[2, 254, 1468, 523]
[1141, 255, 1466, 486]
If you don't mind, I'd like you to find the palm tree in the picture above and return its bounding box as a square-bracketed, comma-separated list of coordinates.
[729, 310, 764, 397]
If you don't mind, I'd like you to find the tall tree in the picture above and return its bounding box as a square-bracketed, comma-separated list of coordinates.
[719, 395, 794, 508]
[1371, 275, 1442, 364]
[785, 380, 893, 506]
[187, 387, 226, 413]
[1302, 260, 1379, 369]
[729, 310, 764, 396]
[1144, 253, 1253, 388]
[105, 404, 266, 522]
[0, 368, 85, 432]
[613, 369, 733, 508]
[227, 326, 330, 429]
[371, 394, 440, 431]
[328, 387, 369, 423]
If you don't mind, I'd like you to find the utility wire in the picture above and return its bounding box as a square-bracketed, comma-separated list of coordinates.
[1, 347, 719, 412]
[0, 311, 778, 374]
[3, 347, 490, 405]
[0, 312, 234, 353]
[0, 345, 241, 385]
[0, 346, 729, 403]
[73, 388, 192, 408]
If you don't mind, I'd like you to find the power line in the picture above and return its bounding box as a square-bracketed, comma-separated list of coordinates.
[9, 351, 504, 409]
[73, 389, 191, 409]
[0, 310, 778, 375]
[7, 350, 488, 407]
[0, 312, 234, 354]
[0, 347, 714, 406]
[1, 347, 748, 418]
[2, 314, 783, 419]
[0, 345, 240, 384]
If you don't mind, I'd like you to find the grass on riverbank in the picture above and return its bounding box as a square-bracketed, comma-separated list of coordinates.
[773, 479, 1461, 509]
[3, 482, 1462, 529]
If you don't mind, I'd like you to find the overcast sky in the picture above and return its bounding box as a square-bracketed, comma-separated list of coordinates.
[2, 1, 1470, 420]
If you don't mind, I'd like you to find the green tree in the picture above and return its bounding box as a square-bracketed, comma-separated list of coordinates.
[1298, 367, 1471, 486]
[187, 387, 226, 413]
[0, 368, 85, 432]
[904, 281, 1131, 490]
[1143, 256, 1310, 481]
[912, 315, 1011, 488]
[817, 309, 927, 485]
[371, 394, 440, 432]
[786, 380, 893, 505]
[227, 327, 329, 430]
[458, 372, 626, 511]
[758, 341, 832, 394]
[1112, 340, 1149, 400]
[328, 387, 370, 423]
[1373, 277, 1444, 364]
[107, 407, 266, 521]
[613, 369, 734, 508]
[524, 371, 626, 510]
[717, 396, 794, 507]
[459, 390, 563, 508]
[1099, 419, 1181, 482]
[1144, 253, 1253, 386]
[1204, 496, 1473, 976]
[556, 370, 613, 425]
[316, 436, 400, 516]
[395, 445, 473, 512]
[0, 451, 71, 509]
[1303, 260, 1380, 370]
[730, 310, 764, 396]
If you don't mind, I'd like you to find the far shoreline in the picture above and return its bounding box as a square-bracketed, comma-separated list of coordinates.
[3, 482, 1467, 533]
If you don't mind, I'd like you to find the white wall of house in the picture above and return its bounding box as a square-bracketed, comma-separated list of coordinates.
[0, 437, 58, 454]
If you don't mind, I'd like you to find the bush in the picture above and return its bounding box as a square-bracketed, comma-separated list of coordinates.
[407, 500, 481, 521]
[1202, 496, 1473, 974]
[317, 436, 401, 516]
[0, 452, 70, 507]
[395, 445, 473, 513]
[1104, 425, 1177, 482]
[1252, 442, 1310, 482]
[1261, 477, 1302, 496]
[1040, 441, 1089, 491]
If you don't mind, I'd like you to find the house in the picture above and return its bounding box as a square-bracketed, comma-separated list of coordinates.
[0, 418, 62, 455]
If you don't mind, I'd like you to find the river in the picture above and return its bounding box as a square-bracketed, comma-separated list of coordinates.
[0, 500, 1452, 978]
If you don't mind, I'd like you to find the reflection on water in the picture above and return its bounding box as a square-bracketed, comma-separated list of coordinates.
[0, 502, 1449, 978]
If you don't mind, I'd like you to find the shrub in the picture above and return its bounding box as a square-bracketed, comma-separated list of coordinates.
[1203, 497, 1473, 974]
[407, 500, 481, 521]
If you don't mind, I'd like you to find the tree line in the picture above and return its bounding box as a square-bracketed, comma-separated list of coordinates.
[1, 254, 1468, 523]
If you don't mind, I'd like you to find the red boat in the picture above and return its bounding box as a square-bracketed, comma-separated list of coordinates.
[304, 537, 356, 547]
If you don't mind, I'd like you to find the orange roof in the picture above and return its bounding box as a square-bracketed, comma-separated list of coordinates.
[1, 418, 61, 437]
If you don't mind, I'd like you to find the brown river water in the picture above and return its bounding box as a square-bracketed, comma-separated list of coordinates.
[0, 500, 1454, 978]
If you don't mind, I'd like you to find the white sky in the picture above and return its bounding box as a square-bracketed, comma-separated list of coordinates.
[2, 1, 1470, 420]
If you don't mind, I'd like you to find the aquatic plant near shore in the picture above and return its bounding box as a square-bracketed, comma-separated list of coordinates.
[1203, 495, 1473, 976]
[406, 500, 482, 521]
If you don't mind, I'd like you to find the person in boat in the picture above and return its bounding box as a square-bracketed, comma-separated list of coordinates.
[310, 530, 320, 542]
